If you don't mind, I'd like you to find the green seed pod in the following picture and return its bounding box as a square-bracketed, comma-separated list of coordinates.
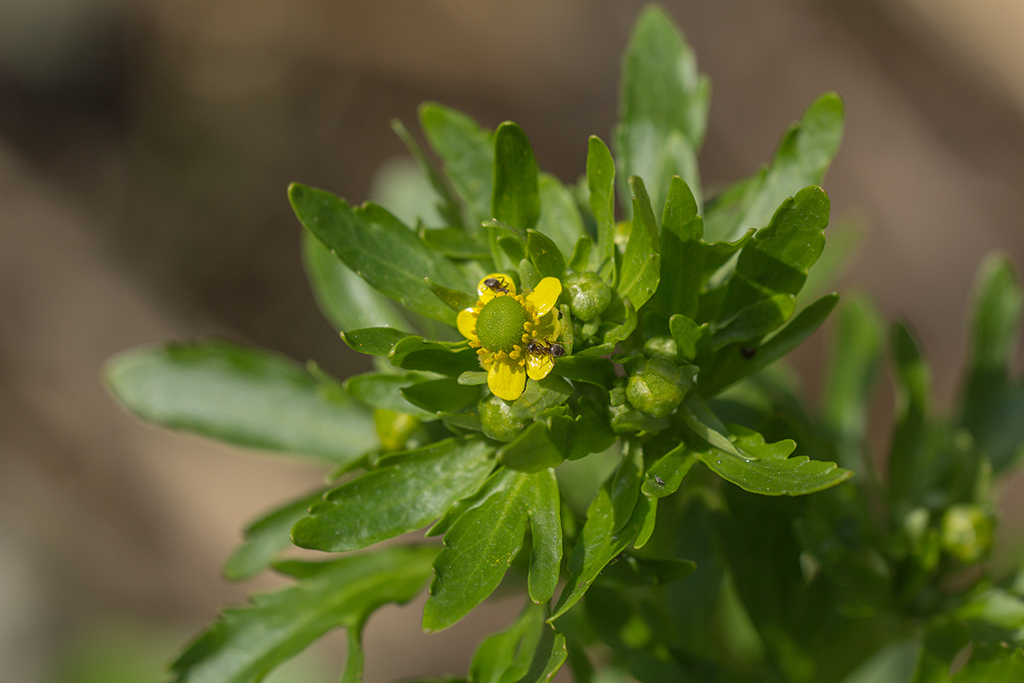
[479, 394, 531, 442]
[940, 503, 995, 564]
[626, 358, 693, 419]
[565, 271, 612, 321]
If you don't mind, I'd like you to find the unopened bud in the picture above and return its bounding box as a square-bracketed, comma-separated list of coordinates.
[626, 359, 694, 419]
[565, 272, 612, 321]
[479, 394, 530, 442]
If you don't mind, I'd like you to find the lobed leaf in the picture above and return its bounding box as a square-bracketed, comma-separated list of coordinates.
[292, 437, 495, 552]
[105, 340, 377, 465]
[469, 603, 567, 683]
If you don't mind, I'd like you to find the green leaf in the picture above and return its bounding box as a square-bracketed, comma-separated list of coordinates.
[595, 555, 696, 588]
[604, 299, 638, 346]
[822, 296, 885, 471]
[341, 327, 413, 356]
[615, 5, 709, 213]
[551, 444, 649, 620]
[950, 643, 1024, 682]
[698, 292, 839, 396]
[959, 255, 1024, 472]
[511, 375, 574, 419]
[668, 314, 706, 362]
[536, 173, 586, 262]
[551, 355, 617, 387]
[719, 185, 830, 317]
[653, 176, 704, 319]
[704, 92, 844, 242]
[290, 184, 470, 324]
[345, 372, 434, 419]
[470, 603, 567, 683]
[497, 422, 566, 473]
[527, 229, 566, 279]
[170, 545, 437, 683]
[420, 228, 491, 260]
[642, 445, 697, 498]
[389, 336, 481, 376]
[223, 489, 327, 582]
[105, 340, 377, 465]
[401, 377, 481, 414]
[301, 230, 412, 333]
[493, 122, 540, 230]
[391, 118, 464, 229]
[587, 136, 617, 281]
[711, 293, 796, 349]
[420, 102, 495, 230]
[683, 411, 852, 495]
[424, 276, 477, 312]
[887, 322, 931, 507]
[292, 437, 494, 552]
[568, 235, 592, 273]
[424, 468, 562, 631]
[617, 177, 661, 313]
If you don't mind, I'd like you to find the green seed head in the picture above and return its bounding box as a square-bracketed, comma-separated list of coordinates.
[475, 296, 530, 353]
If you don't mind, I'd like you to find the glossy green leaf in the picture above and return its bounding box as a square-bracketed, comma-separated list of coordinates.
[552, 355, 616, 387]
[587, 136, 617, 281]
[604, 299, 638, 345]
[106, 340, 377, 465]
[290, 184, 470, 324]
[704, 92, 844, 241]
[292, 437, 494, 552]
[345, 372, 433, 419]
[887, 322, 931, 507]
[527, 229, 566, 279]
[537, 173, 585, 260]
[700, 228, 756, 282]
[420, 228, 491, 260]
[615, 6, 709, 213]
[569, 235, 592, 273]
[423, 276, 477, 312]
[617, 177, 661, 313]
[497, 422, 566, 473]
[340, 327, 413, 356]
[596, 555, 696, 588]
[391, 118, 464, 229]
[171, 545, 437, 683]
[668, 314, 706, 362]
[711, 293, 796, 349]
[822, 296, 885, 471]
[424, 468, 562, 631]
[511, 375, 574, 419]
[223, 489, 327, 582]
[470, 603, 567, 683]
[698, 292, 839, 396]
[551, 445, 649, 620]
[389, 336, 481, 376]
[493, 122, 540, 231]
[420, 102, 495, 230]
[401, 377, 481, 414]
[301, 230, 412, 333]
[654, 175, 704, 319]
[642, 445, 697, 498]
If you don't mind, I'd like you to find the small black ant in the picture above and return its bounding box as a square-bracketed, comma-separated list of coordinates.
[483, 276, 511, 294]
[526, 340, 565, 358]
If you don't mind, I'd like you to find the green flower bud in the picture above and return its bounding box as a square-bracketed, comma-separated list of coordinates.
[626, 359, 693, 419]
[940, 503, 995, 564]
[479, 394, 530, 442]
[565, 271, 612, 321]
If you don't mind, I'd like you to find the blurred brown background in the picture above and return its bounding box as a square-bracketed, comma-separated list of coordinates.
[4, 0, 1024, 681]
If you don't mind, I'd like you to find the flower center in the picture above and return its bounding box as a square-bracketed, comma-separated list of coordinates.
[475, 296, 530, 353]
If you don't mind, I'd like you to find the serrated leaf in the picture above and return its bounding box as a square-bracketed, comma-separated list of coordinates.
[171, 545, 437, 683]
[105, 340, 377, 465]
[292, 437, 494, 552]
[587, 136, 617, 281]
[341, 327, 414, 356]
[470, 603, 567, 683]
[614, 6, 709, 213]
[223, 489, 327, 582]
[290, 184, 469, 324]
[537, 173, 586, 262]
[653, 176, 704, 319]
[617, 177, 661, 313]
[420, 102, 495, 230]
[301, 230, 412, 333]
[704, 92, 844, 242]
[424, 469, 562, 631]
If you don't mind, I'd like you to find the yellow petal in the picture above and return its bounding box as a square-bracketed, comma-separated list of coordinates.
[526, 277, 561, 317]
[527, 353, 554, 381]
[477, 273, 516, 302]
[488, 358, 527, 401]
[457, 309, 478, 341]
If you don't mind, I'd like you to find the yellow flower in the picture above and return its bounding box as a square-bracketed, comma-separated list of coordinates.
[457, 273, 563, 401]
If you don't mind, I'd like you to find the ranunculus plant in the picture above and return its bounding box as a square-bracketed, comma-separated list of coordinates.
[106, 6, 1024, 682]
